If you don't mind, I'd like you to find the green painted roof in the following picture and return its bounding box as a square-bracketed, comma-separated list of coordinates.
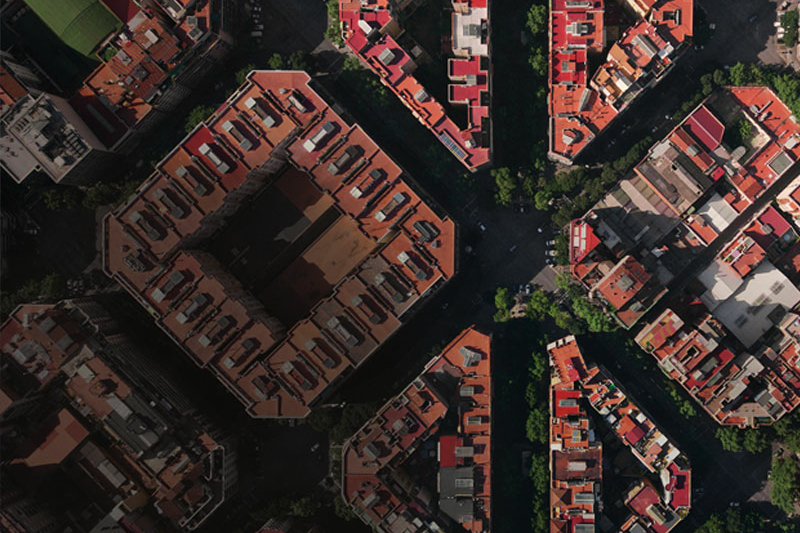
[24, 0, 120, 56]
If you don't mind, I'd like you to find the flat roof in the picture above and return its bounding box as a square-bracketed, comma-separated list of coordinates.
[342, 327, 492, 533]
[549, 0, 693, 162]
[339, 0, 492, 171]
[711, 261, 800, 349]
[102, 70, 456, 418]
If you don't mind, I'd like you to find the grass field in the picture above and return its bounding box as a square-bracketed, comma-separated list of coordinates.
[24, 0, 120, 56]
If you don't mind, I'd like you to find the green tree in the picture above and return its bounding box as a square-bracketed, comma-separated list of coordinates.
[712, 68, 727, 87]
[531, 499, 548, 532]
[82, 182, 120, 210]
[329, 402, 378, 443]
[716, 426, 743, 452]
[601, 163, 620, 184]
[585, 178, 604, 201]
[492, 167, 517, 207]
[326, 0, 344, 45]
[235, 63, 255, 85]
[39, 273, 66, 300]
[696, 513, 725, 533]
[743, 429, 769, 454]
[287, 496, 321, 517]
[42, 190, 62, 211]
[571, 295, 615, 332]
[333, 495, 355, 520]
[782, 10, 799, 47]
[305, 407, 341, 433]
[771, 456, 800, 514]
[525, 408, 548, 444]
[773, 73, 800, 116]
[529, 351, 547, 381]
[526, 290, 552, 320]
[267, 53, 285, 70]
[738, 119, 753, 141]
[528, 46, 548, 78]
[185, 104, 214, 133]
[729, 62, 748, 86]
[42, 188, 82, 210]
[526, 4, 548, 35]
[700, 73, 714, 96]
[288, 50, 313, 71]
[524, 381, 538, 408]
[534, 189, 552, 210]
[528, 453, 548, 494]
[494, 286, 513, 322]
[551, 202, 577, 228]
[520, 172, 536, 200]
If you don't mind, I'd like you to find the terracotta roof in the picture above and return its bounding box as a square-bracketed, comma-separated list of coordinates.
[339, 0, 491, 171]
[103, 71, 455, 418]
[342, 327, 491, 533]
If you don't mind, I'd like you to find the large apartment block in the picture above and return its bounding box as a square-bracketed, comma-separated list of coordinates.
[548, 336, 691, 533]
[339, 0, 492, 171]
[103, 70, 456, 418]
[548, 0, 693, 163]
[0, 298, 237, 532]
[342, 327, 492, 532]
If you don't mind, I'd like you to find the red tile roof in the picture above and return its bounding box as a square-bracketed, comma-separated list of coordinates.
[103, 71, 456, 418]
[339, 0, 491, 171]
[549, 0, 693, 162]
[548, 336, 691, 533]
[685, 105, 725, 151]
[11, 409, 88, 468]
[99, 0, 139, 23]
[595, 256, 650, 310]
[0, 66, 27, 115]
[569, 219, 602, 265]
[342, 327, 491, 532]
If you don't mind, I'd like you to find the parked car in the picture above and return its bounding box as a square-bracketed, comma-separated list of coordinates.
[509, 244, 518, 253]
[478, 222, 487, 232]
[525, 284, 532, 295]
[545, 240, 556, 246]
[546, 250, 558, 257]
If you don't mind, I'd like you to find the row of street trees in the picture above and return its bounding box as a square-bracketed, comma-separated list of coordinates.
[524, 349, 550, 531]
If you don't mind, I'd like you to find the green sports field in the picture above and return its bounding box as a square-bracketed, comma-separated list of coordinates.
[24, 0, 120, 56]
